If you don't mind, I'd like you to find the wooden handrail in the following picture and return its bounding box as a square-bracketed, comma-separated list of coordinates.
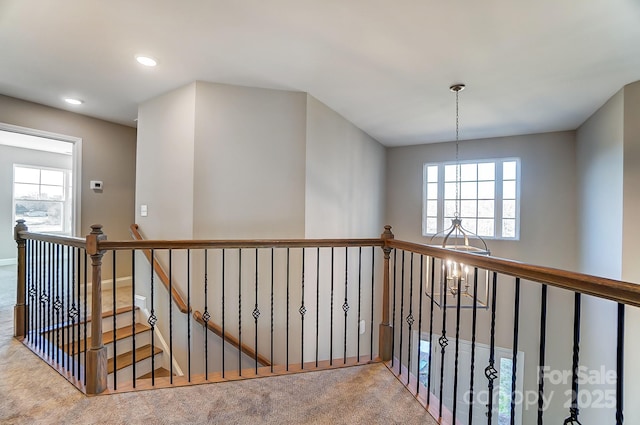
[129, 224, 189, 314]
[193, 310, 272, 367]
[17, 230, 87, 249]
[387, 239, 640, 308]
[101, 237, 384, 251]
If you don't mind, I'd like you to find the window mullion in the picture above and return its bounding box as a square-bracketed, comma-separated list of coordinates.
[495, 160, 504, 239]
[438, 164, 445, 234]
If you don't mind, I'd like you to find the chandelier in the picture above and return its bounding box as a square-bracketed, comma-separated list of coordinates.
[428, 84, 490, 309]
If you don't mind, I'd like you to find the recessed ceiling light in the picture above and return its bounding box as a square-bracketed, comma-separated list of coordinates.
[64, 98, 84, 105]
[136, 55, 157, 67]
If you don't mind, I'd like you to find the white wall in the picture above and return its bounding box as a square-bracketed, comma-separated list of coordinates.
[305, 95, 386, 238]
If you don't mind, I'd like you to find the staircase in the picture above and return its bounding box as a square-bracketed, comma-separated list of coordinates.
[42, 304, 170, 387]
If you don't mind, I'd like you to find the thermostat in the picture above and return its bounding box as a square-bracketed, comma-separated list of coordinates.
[90, 180, 103, 190]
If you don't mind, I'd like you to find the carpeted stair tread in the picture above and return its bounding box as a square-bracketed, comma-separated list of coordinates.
[107, 344, 163, 374]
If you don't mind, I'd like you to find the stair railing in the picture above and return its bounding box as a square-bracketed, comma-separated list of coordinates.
[13, 220, 108, 394]
[130, 223, 271, 367]
[14, 221, 640, 425]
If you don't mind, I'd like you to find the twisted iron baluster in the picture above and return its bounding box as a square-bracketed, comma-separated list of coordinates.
[485, 272, 498, 422]
[406, 252, 415, 386]
[563, 293, 582, 425]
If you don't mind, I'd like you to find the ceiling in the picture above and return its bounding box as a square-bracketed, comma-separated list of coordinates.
[1, 0, 639, 147]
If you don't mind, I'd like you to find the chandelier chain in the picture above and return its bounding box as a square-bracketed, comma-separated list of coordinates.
[455, 88, 460, 219]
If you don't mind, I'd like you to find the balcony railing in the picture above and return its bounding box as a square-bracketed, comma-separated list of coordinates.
[13, 220, 640, 424]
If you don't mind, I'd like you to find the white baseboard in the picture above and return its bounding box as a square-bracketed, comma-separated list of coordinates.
[0, 258, 17, 266]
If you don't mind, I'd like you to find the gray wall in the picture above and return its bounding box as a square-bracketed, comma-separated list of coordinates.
[136, 83, 197, 239]
[0, 94, 137, 277]
[385, 131, 579, 423]
[305, 95, 386, 238]
[386, 131, 578, 266]
[622, 81, 640, 425]
[0, 145, 72, 260]
[193, 82, 307, 239]
[575, 88, 624, 425]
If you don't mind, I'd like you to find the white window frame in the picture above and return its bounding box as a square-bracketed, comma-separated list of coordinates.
[13, 164, 73, 235]
[422, 158, 521, 240]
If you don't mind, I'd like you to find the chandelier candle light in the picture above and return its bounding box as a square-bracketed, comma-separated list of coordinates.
[428, 84, 490, 309]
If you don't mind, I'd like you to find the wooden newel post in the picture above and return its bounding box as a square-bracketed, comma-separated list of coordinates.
[14, 219, 28, 339]
[379, 225, 394, 361]
[85, 224, 107, 395]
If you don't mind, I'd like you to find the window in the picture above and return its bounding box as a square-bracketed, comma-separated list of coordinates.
[423, 158, 520, 240]
[13, 165, 72, 234]
[499, 358, 514, 425]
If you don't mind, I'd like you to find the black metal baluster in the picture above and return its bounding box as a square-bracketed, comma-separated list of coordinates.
[416, 255, 424, 395]
[300, 248, 306, 370]
[47, 242, 52, 359]
[485, 272, 499, 424]
[56, 245, 62, 364]
[510, 278, 521, 425]
[61, 244, 65, 363]
[438, 262, 449, 420]
[63, 245, 68, 370]
[357, 247, 362, 363]
[220, 249, 224, 379]
[453, 267, 463, 422]
[270, 248, 274, 374]
[131, 250, 136, 388]
[187, 249, 191, 382]
[564, 293, 582, 425]
[343, 246, 349, 365]
[203, 249, 209, 380]
[286, 248, 290, 371]
[54, 244, 61, 364]
[616, 303, 624, 425]
[392, 249, 397, 368]
[35, 241, 40, 350]
[77, 248, 82, 381]
[75, 247, 81, 380]
[469, 267, 479, 425]
[315, 247, 320, 368]
[169, 250, 173, 384]
[253, 248, 260, 375]
[27, 241, 33, 343]
[427, 256, 435, 406]
[69, 248, 79, 376]
[399, 250, 406, 375]
[370, 246, 375, 362]
[62, 245, 66, 367]
[406, 252, 415, 385]
[83, 251, 87, 386]
[112, 250, 117, 390]
[149, 249, 158, 386]
[330, 247, 334, 366]
[42, 241, 46, 353]
[238, 248, 242, 376]
[538, 284, 548, 425]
